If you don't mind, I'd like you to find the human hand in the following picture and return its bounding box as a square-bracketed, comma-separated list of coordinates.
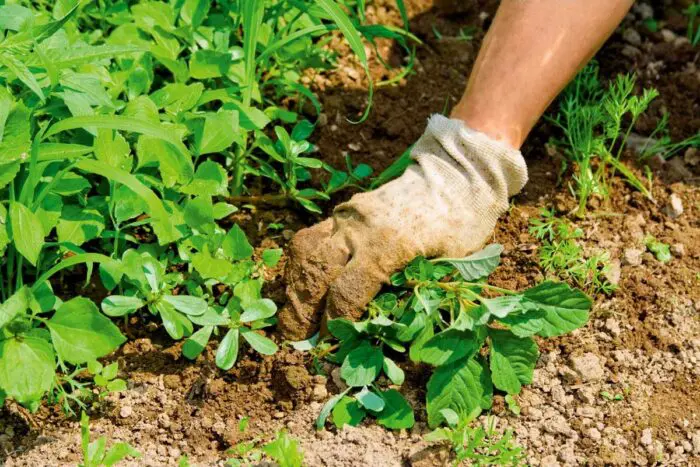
[278, 115, 528, 340]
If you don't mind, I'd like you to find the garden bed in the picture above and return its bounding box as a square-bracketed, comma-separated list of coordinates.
[1, 1, 699, 466]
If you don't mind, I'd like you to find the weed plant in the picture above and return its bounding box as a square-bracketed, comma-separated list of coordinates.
[0, 0, 414, 411]
[529, 208, 616, 295]
[307, 245, 591, 431]
[548, 62, 658, 216]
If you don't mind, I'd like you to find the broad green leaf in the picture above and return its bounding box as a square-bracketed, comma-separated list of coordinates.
[183, 325, 213, 360]
[155, 300, 193, 340]
[189, 307, 230, 327]
[113, 185, 147, 224]
[408, 321, 434, 362]
[382, 357, 405, 385]
[190, 50, 232, 80]
[437, 244, 503, 281]
[0, 101, 30, 163]
[184, 196, 215, 233]
[162, 295, 207, 316]
[94, 129, 131, 170]
[418, 329, 478, 367]
[102, 442, 141, 466]
[489, 329, 539, 395]
[0, 53, 44, 100]
[240, 298, 277, 322]
[52, 172, 91, 196]
[222, 224, 253, 260]
[426, 357, 493, 428]
[262, 248, 283, 267]
[101, 296, 144, 317]
[355, 387, 385, 412]
[233, 279, 262, 307]
[0, 335, 55, 407]
[192, 251, 234, 281]
[261, 431, 303, 467]
[9, 201, 44, 266]
[136, 135, 194, 188]
[0, 286, 30, 330]
[497, 309, 546, 338]
[150, 82, 202, 113]
[212, 202, 237, 219]
[327, 318, 360, 342]
[316, 389, 350, 430]
[522, 281, 591, 337]
[56, 205, 105, 246]
[376, 389, 414, 430]
[0, 161, 20, 189]
[195, 111, 238, 155]
[340, 342, 383, 387]
[481, 295, 524, 318]
[216, 328, 240, 370]
[47, 297, 126, 364]
[36, 193, 63, 237]
[332, 396, 366, 428]
[0, 5, 32, 30]
[240, 327, 278, 355]
[180, 161, 228, 197]
[180, 0, 210, 27]
[44, 44, 144, 69]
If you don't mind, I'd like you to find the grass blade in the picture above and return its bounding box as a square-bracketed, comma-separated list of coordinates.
[242, 0, 264, 107]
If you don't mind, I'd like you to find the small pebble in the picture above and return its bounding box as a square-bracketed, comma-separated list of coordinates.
[640, 428, 653, 446]
[120, 405, 133, 418]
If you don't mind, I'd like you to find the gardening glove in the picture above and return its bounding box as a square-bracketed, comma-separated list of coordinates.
[278, 114, 528, 340]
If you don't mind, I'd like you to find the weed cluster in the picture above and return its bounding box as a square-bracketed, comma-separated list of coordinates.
[307, 245, 591, 433]
[529, 209, 616, 295]
[0, 0, 413, 411]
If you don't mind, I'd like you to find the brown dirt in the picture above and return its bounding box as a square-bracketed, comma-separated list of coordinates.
[2, 1, 699, 466]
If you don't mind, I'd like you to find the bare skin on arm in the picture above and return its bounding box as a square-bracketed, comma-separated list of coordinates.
[278, 0, 635, 340]
[452, 0, 635, 148]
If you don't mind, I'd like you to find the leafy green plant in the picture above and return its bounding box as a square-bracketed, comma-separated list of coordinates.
[425, 410, 525, 466]
[79, 411, 140, 467]
[226, 418, 304, 467]
[644, 235, 671, 263]
[636, 112, 700, 161]
[0, 0, 414, 410]
[548, 62, 659, 216]
[529, 208, 616, 295]
[311, 245, 592, 430]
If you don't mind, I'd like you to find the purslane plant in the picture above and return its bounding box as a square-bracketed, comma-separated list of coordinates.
[312, 245, 592, 430]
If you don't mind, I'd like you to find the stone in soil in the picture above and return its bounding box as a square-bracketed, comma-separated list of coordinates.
[570, 353, 605, 382]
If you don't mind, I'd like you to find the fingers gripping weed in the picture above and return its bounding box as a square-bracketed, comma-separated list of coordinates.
[307, 245, 592, 432]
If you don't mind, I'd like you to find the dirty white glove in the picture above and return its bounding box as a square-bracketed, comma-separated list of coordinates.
[278, 114, 528, 340]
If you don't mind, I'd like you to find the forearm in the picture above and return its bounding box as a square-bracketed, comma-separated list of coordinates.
[451, 0, 634, 148]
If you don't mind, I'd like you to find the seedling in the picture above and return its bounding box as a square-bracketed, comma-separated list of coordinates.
[644, 235, 671, 263]
[425, 410, 525, 466]
[529, 208, 616, 295]
[548, 63, 659, 215]
[637, 113, 700, 161]
[310, 244, 592, 430]
[686, 3, 700, 46]
[225, 418, 304, 467]
[79, 412, 140, 467]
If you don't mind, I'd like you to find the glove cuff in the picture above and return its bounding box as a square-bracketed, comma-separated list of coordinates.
[410, 114, 528, 199]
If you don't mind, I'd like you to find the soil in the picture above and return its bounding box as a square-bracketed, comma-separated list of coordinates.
[2, 1, 699, 466]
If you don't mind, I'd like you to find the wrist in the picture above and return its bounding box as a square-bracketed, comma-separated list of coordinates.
[450, 102, 526, 150]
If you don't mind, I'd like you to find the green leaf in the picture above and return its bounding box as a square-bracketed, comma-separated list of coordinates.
[0, 161, 20, 189]
[262, 248, 283, 267]
[327, 319, 360, 342]
[215, 328, 240, 370]
[136, 135, 194, 188]
[261, 431, 303, 467]
[36, 193, 63, 237]
[155, 300, 193, 340]
[183, 325, 213, 360]
[222, 224, 254, 260]
[56, 205, 105, 247]
[522, 281, 591, 337]
[47, 297, 126, 364]
[9, 201, 44, 266]
[0, 53, 44, 101]
[241, 0, 264, 106]
[382, 357, 405, 386]
[376, 389, 414, 430]
[180, 0, 210, 27]
[184, 196, 215, 233]
[0, 286, 29, 330]
[426, 357, 493, 428]
[101, 296, 144, 317]
[240, 327, 278, 355]
[212, 202, 237, 219]
[240, 298, 277, 322]
[332, 396, 366, 428]
[355, 387, 385, 411]
[489, 329, 539, 395]
[180, 160, 228, 197]
[418, 329, 478, 367]
[340, 342, 383, 387]
[189, 50, 232, 80]
[103, 442, 141, 466]
[195, 111, 238, 155]
[437, 244, 503, 281]
[497, 309, 546, 337]
[162, 295, 207, 316]
[45, 44, 145, 69]
[0, 335, 55, 407]
[316, 389, 350, 430]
